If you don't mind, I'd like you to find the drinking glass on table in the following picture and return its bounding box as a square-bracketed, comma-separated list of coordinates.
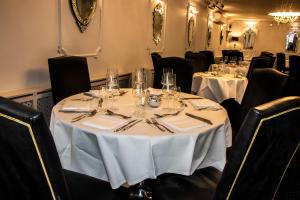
[106, 68, 119, 110]
[132, 83, 146, 118]
[161, 72, 175, 110]
[133, 67, 147, 85]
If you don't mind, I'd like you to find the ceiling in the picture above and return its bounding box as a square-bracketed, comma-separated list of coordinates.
[222, 0, 300, 21]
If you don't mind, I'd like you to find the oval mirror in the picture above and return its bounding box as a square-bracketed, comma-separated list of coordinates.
[153, 3, 164, 45]
[71, 0, 97, 32]
[188, 16, 195, 46]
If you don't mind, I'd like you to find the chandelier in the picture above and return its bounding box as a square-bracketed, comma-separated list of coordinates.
[268, 12, 300, 24]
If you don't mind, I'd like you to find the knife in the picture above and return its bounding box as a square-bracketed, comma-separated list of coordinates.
[181, 97, 204, 100]
[185, 113, 213, 125]
[114, 119, 137, 132]
[122, 119, 142, 131]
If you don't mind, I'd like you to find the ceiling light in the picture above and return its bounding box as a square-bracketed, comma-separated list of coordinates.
[268, 12, 300, 24]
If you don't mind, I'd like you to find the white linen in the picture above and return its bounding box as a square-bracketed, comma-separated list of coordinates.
[189, 99, 220, 109]
[50, 90, 232, 189]
[161, 115, 207, 132]
[82, 115, 127, 130]
[60, 100, 96, 112]
[191, 72, 248, 104]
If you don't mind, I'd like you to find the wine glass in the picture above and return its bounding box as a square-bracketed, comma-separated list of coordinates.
[161, 73, 175, 110]
[132, 67, 147, 86]
[106, 68, 119, 110]
[132, 83, 146, 118]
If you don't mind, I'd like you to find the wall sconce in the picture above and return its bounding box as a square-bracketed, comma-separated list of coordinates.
[245, 21, 257, 29]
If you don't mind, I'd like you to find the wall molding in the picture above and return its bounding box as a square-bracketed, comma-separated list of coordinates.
[57, 0, 103, 58]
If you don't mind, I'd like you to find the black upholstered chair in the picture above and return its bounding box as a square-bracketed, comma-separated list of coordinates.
[152, 96, 300, 200]
[185, 52, 210, 73]
[223, 68, 293, 137]
[199, 50, 215, 65]
[159, 57, 194, 93]
[151, 52, 162, 89]
[48, 56, 91, 105]
[0, 97, 128, 200]
[289, 55, 300, 81]
[260, 51, 273, 57]
[247, 56, 272, 79]
[222, 50, 243, 64]
[276, 52, 286, 73]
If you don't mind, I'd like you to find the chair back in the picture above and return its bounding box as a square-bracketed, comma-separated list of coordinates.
[199, 50, 215, 65]
[0, 97, 69, 200]
[276, 53, 286, 72]
[260, 51, 273, 57]
[215, 96, 300, 199]
[151, 53, 163, 89]
[48, 56, 91, 104]
[185, 52, 210, 73]
[289, 55, 300, 81]
[234, 68, 291, 132]
[247, 56, 271, 79]
[159, 57, 194, 93]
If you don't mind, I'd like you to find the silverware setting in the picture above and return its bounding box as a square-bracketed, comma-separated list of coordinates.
[106, 109, 131, 119]
[196, 107, 222, 111]
[114, 119, 142, 132]
[70, 97, 94, 101]
[181, 97, 204, 100]
[118, 90, 128, 96]
[154, 110, 181, 118]
[151, 118, 174, 133]
[185, 113, 213, 125]
[71, 110, 97, 122]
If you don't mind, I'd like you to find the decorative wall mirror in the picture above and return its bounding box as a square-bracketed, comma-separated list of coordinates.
[153, 2, 164, 45]
[188, 16, 195, 46]
[286, 31, 298, 52]
[70, 0, 98, 32]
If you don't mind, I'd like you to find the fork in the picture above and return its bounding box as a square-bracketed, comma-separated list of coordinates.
[151, 118, 174, 133]
[71, 110, 97, 122]
[106, 109, 131, 119]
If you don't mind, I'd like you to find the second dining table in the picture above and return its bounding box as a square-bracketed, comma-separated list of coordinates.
[50, 88, 232, 189]
[191, 71, 248, 104]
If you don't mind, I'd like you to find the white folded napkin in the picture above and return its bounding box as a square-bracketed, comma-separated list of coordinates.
[61, 100, 95, 112]
[161, 115, 207, 132]
[82, 115, 127, 130]
[189, 99, 220, 110]
[86, 90, 101, 97]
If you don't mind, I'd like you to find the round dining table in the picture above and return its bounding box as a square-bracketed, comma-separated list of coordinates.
[191, 72, 248, 104]
[50, 88, 232, 189]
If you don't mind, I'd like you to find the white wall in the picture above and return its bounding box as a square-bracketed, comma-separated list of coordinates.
[0, 0, 208, 95]
[226, 20, 299, 56]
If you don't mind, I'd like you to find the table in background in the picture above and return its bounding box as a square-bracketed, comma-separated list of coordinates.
[191, 72, 248, 103]
[50, 89, 232, 189]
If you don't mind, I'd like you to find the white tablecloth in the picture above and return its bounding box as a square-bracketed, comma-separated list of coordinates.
[191, 72, 248, 104]
[50, 89, 232, 189]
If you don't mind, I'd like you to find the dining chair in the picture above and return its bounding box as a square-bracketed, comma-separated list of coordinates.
[151, 52, 162, 89]
[289, 55, 300, 81]
[152, 96, 300, 200]
[223, 68, 293, 138]
[260, 51, 274, 57]
[159, 57, 194, 93]
[276, 53, 286, 73]
[48, 56, 91, 105]
[199, 50, 215, 65]
[0, 96, 128, 200]
[247, 56, 272, 79]
[185, 52, 209, 73]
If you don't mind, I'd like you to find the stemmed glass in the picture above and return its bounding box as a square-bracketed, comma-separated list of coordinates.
[131, 68, 147, 118]
[161, 71, 175, 110]
[106, 68, 119, 110]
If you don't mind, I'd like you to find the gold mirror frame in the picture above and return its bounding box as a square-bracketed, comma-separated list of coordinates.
[71, 0, 98, 32]
[153, 2, 164, 45]
[188, 16, 195, 46]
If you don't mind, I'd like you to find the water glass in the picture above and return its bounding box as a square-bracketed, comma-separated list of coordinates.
[132, 83, 146, 118]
